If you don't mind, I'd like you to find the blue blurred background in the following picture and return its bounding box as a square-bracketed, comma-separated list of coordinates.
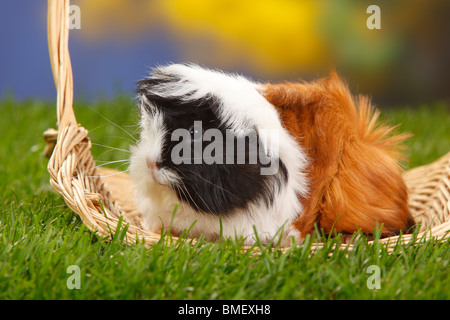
[1, 0, 449, 106]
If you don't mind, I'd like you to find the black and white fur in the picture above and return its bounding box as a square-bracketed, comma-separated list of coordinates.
[129, 64, 308, 244]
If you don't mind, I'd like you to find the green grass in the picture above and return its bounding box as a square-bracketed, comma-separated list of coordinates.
[0, 96, 449, 300]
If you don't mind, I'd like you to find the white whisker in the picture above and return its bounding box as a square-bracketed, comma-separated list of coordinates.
[95, 159, 130, 165]
[88, 107, 137, 143]
[182, 167, 240, 200]
[171, 167, 214, 213]
[105, 135, 137, 145]
[90, 143, 130, 153]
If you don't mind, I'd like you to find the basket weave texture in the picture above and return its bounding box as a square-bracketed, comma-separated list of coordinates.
[45, 0, 450, 252]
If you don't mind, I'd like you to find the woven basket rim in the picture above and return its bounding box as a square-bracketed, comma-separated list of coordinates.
[45, 0, 450, 254]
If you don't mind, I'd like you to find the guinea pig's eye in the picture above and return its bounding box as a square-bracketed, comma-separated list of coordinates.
[188, 124, 204, 142]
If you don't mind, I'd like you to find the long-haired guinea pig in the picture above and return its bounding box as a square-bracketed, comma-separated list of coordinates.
[129, 63, 415, 245]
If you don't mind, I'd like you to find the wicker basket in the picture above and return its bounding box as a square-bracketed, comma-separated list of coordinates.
[45, 0, 450, 253]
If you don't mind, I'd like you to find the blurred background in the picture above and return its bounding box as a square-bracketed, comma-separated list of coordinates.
[0, 0, 449, 107]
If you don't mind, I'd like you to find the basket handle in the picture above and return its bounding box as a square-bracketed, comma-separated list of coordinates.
[47, 0, 76, 129]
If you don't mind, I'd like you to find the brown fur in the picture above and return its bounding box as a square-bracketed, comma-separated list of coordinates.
[262, 72, 415, 238]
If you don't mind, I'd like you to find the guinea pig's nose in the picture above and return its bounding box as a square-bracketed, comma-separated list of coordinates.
[146, 158, 160, 170]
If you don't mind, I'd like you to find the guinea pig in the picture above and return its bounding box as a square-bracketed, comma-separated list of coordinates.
[129, 63, 415, 245]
